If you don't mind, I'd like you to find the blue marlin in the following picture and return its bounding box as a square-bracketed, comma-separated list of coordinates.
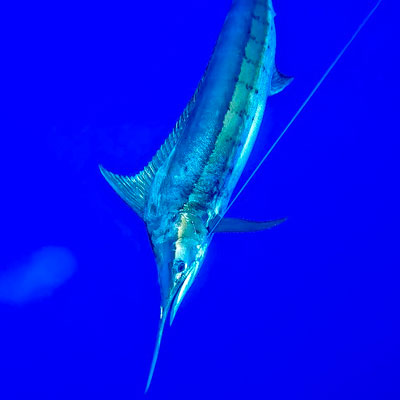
[100, 0, 292, 392]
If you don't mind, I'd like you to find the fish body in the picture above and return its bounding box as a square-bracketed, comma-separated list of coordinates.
[100, 0, 291, 391]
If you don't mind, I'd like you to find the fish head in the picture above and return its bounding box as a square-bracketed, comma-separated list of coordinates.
[144, 211, 211, 393]
[149, 211, 211, 324]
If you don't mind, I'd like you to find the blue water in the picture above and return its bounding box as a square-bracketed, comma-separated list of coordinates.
[1, 0, 398, 399]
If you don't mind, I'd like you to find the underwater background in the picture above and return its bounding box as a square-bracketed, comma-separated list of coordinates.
[1, 0, 398, 399]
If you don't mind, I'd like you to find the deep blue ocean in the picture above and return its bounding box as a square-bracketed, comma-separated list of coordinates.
[1, 0, 398, 399]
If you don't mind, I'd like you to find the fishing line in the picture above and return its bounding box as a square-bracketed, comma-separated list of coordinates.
[210, 0, 383, 235]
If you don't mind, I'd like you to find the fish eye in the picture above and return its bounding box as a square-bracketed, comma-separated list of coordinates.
[175, 260, 186, 273]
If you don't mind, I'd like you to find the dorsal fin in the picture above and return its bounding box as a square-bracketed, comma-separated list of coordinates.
[144, 65, 207, 173]
[99, 164, 149, 218]
[99, 65, 209, 219]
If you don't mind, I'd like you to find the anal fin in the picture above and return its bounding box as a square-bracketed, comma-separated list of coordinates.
[270, 66, 293, 95]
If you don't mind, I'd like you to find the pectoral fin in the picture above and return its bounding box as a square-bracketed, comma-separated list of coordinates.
[212, 217, 287, 233]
